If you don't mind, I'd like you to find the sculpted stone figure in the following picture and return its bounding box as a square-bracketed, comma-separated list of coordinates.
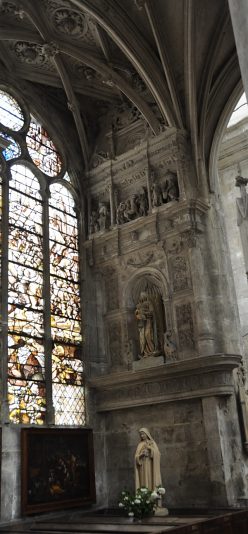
[98, 202, 109, 231]
[135, 291, 156, 357]
[151, 183, 163, 207]
[162, 172, 179, 202]
[135, 428, 162, 491]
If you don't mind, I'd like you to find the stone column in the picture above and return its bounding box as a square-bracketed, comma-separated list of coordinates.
[202, 395, 248, 506]
[235, 175, 248, 277]
[228, 0, 248, 102]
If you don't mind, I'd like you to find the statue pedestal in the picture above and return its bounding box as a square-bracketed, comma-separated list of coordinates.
[155, 507, 169, 517]
[133, 355, 165, 371]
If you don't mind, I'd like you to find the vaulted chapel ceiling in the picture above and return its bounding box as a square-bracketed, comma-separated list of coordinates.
[0, 0, 242, 182]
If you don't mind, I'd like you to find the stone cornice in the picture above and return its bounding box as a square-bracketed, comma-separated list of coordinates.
[89, 354, 241, 389]
[88, 354, 241, 412]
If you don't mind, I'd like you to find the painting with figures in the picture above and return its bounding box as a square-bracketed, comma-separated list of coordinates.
[21, 428, 95, 515]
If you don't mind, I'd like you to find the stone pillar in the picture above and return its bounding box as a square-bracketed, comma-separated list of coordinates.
[202, 395, 248, 506]
[228, 0, 248, 102]
[184, 229, 218, 356]
[1, 426, 21, 520]
[235, 175, 248, 277]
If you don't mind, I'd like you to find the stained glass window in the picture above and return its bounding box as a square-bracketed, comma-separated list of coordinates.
[26, 117, 62, 177]
[2, 134, 21, 161]
[49, 183, 85, 425]
[0, 90, 24, 131]
[8, 165, 46, 424]
[0, 88, 85, 427]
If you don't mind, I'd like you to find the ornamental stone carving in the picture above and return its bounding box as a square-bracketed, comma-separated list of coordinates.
[175, 302, 195, 350]
[14, 42, 46, 65]
[116, 187, 148, 225]
[170, 256, 191, 292]
[53, 8, 87, 37]
[89, 202, 110, 235]
[42, 42, 59, 59]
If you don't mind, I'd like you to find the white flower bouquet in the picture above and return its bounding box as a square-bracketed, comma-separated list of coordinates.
[118, 486, 166, 519]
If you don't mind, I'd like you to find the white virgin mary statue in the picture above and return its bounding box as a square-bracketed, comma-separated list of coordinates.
[135, 427, 162, 491]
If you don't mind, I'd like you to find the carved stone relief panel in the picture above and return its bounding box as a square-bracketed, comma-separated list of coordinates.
[175, 302, 196, 351]
[169, 255, 191, 292]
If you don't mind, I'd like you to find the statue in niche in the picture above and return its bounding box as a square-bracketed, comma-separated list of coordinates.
[124, 197, 138, 221]
[98, 202, 109, 231]
[116, 201, 126, 225]
[135, 291, 163, 358]
[151, 182, 163, 207]
[162, 171, 179, 203]
[235, 175, 248, 225]
[135, 427, 162, 491]
[136, 186, 149, 216]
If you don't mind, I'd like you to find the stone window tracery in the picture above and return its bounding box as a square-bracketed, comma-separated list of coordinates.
[0, 88, 85, 426]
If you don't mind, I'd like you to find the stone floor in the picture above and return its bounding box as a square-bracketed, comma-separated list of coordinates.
[0, 508, 248, 534]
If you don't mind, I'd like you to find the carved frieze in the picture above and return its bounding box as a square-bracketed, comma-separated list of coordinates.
[175, 302, 195, 350]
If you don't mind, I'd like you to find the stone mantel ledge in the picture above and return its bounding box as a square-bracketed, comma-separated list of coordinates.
[88, 354, 241, 412]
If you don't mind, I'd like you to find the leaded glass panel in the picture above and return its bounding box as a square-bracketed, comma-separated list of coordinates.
[8, 380, 46, 425]
[26, 117, 62, 177]
[8, 165, 45, 424]
[52, 344, 83, 385]
[1, 88, 85, 427]
[53, 384, 85, 426]
[0, 89, 24, 131]
[49, 183, 84, 425]
[2, 134, 21, 161]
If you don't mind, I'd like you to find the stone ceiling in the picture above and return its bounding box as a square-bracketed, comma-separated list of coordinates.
[0, 0, 242, 184]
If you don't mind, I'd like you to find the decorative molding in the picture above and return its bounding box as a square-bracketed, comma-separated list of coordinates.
[89, 354, 241, 412]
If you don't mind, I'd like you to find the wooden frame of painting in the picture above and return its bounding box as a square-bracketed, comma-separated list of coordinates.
[21, 427, 96, 515]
